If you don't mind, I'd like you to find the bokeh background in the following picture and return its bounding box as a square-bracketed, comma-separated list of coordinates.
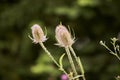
[0, 0, 120, 80]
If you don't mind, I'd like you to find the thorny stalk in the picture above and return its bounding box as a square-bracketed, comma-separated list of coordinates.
[69, 46, 86, 80]
[65, 47, 79, 80]
[39, 42, 69, 78]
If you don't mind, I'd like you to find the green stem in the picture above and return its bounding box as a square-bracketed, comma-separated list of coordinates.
[102, 44, 115, 55]
[65, 47, 78, 80]
[69, 46, 86, 80]
[82, 76, 86, 80]
[115, 54, 120, 61]
[112, 42, 117, 55]
[77, 57, 86, 80]
[39, 42, 59, 66]
[69, 46, 78, 61]
[39, 42, 69, 79]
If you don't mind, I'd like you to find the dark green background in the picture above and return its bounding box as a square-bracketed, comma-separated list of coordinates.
[0, 0, 120, 80]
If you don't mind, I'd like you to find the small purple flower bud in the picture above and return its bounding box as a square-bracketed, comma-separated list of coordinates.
[61, 74, 68, 80]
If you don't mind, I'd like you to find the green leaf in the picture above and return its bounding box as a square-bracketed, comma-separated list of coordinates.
[59, 53, 65, 69]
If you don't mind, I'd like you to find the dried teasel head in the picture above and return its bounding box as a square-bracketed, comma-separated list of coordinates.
[30, 24, 47, 43]
[55, 24, 74, 47]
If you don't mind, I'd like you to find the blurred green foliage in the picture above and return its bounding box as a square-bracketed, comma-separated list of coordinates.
[0, 0, 120, 80]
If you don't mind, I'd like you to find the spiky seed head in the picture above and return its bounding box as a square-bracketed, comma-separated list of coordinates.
[31, 24, 47, 43]
[55, 24, 74, 47]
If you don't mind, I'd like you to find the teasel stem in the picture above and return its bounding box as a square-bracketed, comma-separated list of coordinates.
[65, 47, 79, 80]
[39, 42, 59, 66]
[69, 46, 86, 80]
[115, 54, 120, 61]
[39, 42, 70, 79]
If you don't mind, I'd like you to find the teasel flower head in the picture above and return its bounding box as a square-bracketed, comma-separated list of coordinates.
[55, 24, 74, 47]
[30, 24, 47, 43]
